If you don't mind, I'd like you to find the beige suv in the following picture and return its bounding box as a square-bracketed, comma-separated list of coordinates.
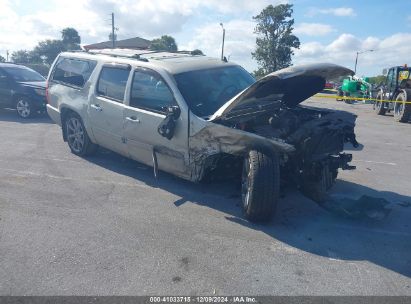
[46, 49, 358, 222]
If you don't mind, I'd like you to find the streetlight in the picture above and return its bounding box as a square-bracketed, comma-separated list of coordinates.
[354, 49, 374, 74]
[220, 23, 225, 61]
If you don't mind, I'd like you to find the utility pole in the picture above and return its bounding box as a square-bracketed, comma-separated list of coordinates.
[111, 12, 115, 49]
[354, 49, 374, 74]
[6, 50, 9, 62]
[220, 23, 225, 61]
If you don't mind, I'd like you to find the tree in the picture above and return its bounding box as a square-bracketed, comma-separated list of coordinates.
[368, 75, 386, 85]
[150, 35, 178, 52]
[191, 49, 204, 55]
[252, 4, 300, 77]
[61, 27, 81, 50]
[11, 50, 39, 64]
[32, 39, 66, 65]
[0, 55, 5, 63]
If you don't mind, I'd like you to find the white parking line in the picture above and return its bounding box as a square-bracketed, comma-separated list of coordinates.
[352, 159, 397, 166]
[332, 224, 411, 237]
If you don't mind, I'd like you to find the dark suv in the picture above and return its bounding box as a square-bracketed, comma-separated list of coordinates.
[0, 63, 47, 118]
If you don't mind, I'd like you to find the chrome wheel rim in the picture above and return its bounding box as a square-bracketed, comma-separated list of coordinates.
[241, 158, 251, 209]
[66, 117, 85, 153]
[16, 99, 30, 118]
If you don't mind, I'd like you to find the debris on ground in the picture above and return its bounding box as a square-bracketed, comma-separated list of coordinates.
[320, 195, 392, 220]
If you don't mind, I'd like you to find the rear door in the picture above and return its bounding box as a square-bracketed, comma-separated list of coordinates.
[123, 67, 189, 177]
[88, 64, 131, 155]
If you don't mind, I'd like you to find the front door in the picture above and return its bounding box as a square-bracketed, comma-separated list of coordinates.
[123, 68, 189, 178]
[0, 69, 13, 107]
[88, 64, 131, 155]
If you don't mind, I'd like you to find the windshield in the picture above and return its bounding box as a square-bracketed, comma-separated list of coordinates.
[174, 66, 255, 117]
[5, 67, 45, 82]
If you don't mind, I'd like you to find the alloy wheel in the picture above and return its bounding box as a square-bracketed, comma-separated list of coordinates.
[16, 99, 31, 118]
[66, 117, 85, 153]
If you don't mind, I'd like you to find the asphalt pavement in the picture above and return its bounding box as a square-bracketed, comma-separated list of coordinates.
[0, 97, 410, 295]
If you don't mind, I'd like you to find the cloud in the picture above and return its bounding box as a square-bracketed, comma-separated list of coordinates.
[179, 19, 257, 71]
[0, 0, 287, 59]
[294, 23, 335, 36]
[294, 33, 411, 76]
[306, 7, 356, 17]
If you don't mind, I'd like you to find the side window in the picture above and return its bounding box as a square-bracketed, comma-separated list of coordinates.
[0, 69, 8, 88]
[387, 69, 396, 88]
[52, 58, 97, 87]
[96, 67, 130, 102]
[130, 69, 175, 113]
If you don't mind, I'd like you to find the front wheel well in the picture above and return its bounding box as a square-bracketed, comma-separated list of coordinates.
[200, 153, 243, 182]
[12, 94, 29, 104]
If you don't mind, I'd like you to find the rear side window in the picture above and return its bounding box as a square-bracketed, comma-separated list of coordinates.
[96, 67, 130, 102]
[52, 57, 96, 87]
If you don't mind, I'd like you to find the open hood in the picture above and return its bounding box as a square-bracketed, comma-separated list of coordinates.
[209, 63, 353, 122]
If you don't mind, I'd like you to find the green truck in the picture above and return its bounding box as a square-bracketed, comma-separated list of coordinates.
[336, 76, 372, 103]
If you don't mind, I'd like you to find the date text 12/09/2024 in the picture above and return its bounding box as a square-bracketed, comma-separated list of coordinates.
[149, 296, 257, 303]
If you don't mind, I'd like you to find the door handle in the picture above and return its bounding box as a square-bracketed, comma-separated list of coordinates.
[126, 116, 140, 123]
[90, 104, 102, 112]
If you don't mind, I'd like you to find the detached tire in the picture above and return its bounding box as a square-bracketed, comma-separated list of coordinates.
[394, 92, 411, 122]
[64, 112, 98, 156]
[241, 150, 279, 222]
[302, 164, 337, 204]
[373, 92, 386, 115]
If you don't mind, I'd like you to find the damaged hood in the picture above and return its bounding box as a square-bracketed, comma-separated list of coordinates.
[209, 63, 353, 122]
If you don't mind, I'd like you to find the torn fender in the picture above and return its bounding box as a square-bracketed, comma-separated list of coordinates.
[189, 121, 295, 181]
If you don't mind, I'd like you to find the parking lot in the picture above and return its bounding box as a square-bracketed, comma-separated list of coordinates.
[0, 97, 410, 295]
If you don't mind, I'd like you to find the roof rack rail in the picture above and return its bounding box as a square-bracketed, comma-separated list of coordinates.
[85, 48, 203, 62]
[87, 49, 151, 62]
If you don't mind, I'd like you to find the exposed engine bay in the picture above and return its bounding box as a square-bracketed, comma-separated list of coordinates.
[212, 104, 359, 202]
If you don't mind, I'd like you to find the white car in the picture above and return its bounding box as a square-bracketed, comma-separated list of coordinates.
[46, 49, 358, 222]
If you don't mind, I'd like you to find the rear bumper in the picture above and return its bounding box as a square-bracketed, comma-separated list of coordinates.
[46, 104, 61, 126]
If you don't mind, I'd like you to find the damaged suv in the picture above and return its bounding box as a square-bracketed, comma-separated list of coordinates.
[46, 49, 358, 222]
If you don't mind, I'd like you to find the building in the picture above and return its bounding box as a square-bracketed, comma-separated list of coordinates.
[83, 37, 151, 51]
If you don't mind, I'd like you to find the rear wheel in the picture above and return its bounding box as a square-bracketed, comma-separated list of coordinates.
[16, 97, 34, 118]
[336, 89, 343, 101]
[241, 150, 279, 222]
[394, 92, 411, 123]
[343, 92, 353, 104]
[373, 92, 386, 115]
[64, 112, 98, 156]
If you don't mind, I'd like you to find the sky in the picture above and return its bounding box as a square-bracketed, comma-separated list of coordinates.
[0, 0, 410, 76]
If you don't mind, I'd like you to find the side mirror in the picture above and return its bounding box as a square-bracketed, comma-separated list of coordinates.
[167, 105, 181, 119]
[382, 68, 387, 76]
[158, 105, 181, 140]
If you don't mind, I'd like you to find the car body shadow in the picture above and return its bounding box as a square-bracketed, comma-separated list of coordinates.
[86, 148, 411, 278]
[0, 108, 53, 124]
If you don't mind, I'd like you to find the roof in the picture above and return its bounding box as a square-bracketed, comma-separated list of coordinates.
[83, 37, 151, 50]
[60, 48, 238, 75]
[0, 62, 29, 68]
[84, 48, 237, 74]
